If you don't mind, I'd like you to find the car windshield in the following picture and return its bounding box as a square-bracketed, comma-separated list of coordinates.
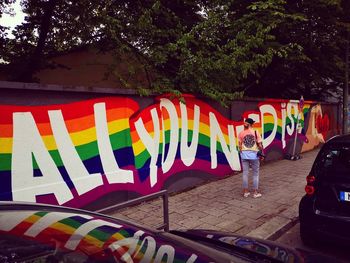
[321, 145, 350, 175]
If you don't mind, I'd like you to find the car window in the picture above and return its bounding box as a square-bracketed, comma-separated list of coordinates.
[321, 146, 350, 175]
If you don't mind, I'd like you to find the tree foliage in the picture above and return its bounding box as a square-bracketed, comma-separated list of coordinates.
[0, 0, 16, 59]
[1, 0, 349, 102]
[249, 0, 350, 101]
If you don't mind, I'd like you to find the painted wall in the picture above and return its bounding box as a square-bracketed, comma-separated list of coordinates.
[0, 93, 340, 210]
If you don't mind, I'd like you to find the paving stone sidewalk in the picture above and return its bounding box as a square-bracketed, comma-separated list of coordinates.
[110, 149, 319, 240]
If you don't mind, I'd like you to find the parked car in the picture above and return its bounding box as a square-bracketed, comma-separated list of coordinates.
[299, 134, 350, 246]
[0, 201, 333, 263]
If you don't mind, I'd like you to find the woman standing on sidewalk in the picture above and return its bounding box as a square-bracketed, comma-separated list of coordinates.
[238, 118, 264, 198]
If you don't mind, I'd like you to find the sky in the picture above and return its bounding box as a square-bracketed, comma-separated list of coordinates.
[0, 1, 25, 35]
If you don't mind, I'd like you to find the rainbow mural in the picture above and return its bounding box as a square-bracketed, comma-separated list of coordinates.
[0, 94, 336, 209]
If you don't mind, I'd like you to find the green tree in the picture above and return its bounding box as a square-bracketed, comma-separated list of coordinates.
[0, 0, 16, 61]
[2, 0, 347, 103]
[95, 0, 304, 102]
[248, 0, 350, 101]
[4, 0, 109, 80]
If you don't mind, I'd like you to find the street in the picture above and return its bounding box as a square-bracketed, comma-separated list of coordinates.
[275, 223, 350, 262]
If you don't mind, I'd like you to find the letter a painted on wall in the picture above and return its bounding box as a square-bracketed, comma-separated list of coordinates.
[12, 112, 74, 204]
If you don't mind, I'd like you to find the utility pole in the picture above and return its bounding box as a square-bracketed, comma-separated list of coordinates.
[344, 34, 349, 134]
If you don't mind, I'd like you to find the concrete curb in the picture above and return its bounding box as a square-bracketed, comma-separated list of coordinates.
[246, 215, 299, 241]
[267, 217, 300, 241]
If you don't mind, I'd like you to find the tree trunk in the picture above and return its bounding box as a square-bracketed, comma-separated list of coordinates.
[17, 0, 58, 82]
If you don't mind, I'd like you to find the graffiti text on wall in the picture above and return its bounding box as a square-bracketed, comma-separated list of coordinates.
[0, 95, 329, 207]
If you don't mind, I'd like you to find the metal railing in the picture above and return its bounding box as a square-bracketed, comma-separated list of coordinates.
[96, 190, 169, 232]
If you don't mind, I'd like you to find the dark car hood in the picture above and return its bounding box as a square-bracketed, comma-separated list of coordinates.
[0, 202, 336, 262]
[0, 206, 239, 262]
[170, 229, 335, 263]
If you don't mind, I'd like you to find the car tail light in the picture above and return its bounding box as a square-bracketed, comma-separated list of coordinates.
[305, 185, 315, 195]
[306, 175, 315, 184]
[305, 175, 316, 195]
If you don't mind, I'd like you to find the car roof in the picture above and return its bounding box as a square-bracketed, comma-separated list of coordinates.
[327, 134, 350, 144]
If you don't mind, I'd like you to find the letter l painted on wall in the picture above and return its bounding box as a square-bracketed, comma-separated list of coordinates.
[94, 103, 134, 184]
[49, 110, 103, 196]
